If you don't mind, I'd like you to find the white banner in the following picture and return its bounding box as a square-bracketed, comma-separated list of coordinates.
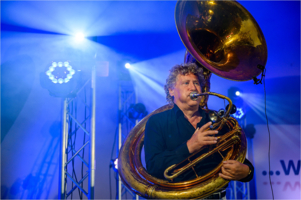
[253, 125, 300, 199]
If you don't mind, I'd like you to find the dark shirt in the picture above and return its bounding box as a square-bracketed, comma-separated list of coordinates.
[144, 104, 254, 182]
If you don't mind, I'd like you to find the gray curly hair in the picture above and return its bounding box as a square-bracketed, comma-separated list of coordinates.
[164, 63, 206, 104]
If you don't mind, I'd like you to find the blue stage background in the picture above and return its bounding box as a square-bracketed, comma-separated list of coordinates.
[1, 1, 300, 199]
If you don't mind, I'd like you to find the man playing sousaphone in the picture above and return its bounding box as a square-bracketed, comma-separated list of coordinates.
[144, 63, 254, 199]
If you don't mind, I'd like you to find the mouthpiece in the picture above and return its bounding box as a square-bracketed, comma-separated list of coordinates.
[190, 91, 200, 101]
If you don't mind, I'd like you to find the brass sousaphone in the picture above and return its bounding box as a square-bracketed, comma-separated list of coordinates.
[118, 0, 267, 199]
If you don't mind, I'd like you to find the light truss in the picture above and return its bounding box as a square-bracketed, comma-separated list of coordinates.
[59, 66, 96, 199]
[117, 81, 139, 200]
[227, 117, 251, 200]
[227, 181, 250, 200]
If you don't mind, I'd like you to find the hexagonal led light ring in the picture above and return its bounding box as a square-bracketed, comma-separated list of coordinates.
[233, 107, 245, 119]
[46, 61, 75, 84]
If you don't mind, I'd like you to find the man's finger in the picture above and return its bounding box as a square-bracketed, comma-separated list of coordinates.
[193, 127, 200, 135]
[200, 134, 218, 146]
[221, 167, 236, 178]
[219, 173, 233, 180]
[221, 166, 233, 175]
[202, 140, 218, 146]
[223, 160, 237, 164]
[203, 136, 218, 142]
[202, 130, 218, 136]
[199, 121, 212, 132]
[222, 163, 235, 171]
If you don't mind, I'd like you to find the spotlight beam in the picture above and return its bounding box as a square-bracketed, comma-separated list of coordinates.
[75, 32, 85, 42]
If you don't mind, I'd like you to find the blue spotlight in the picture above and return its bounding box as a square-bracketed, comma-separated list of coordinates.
[110, 158, 118, 172]
[40, 61, 86, 98]
[58, 78, 64, 84]
[75, 32, 85, 42]
[58, 62, 63, 67]
[67, 74, 73, 79]
[52, 78, 58, 84]
[49, 66, 55, 72]
[45, 61, 75, 84]
[233, 107, 245, 119]
[125, 63, 131, 69]
[228, 87, 243, 99]
[114, 158, 118, 169]
[64, 78, 70, 83]
[52, 62, 58, 67]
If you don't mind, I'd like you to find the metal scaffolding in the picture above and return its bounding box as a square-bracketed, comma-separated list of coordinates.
[227, 117, 251, 200]
[228, 181, 250, 200]
[117, 81, 139, 200]
[59, 66, 96, 199]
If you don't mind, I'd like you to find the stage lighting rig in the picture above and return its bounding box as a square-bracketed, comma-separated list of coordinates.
[125, 63, 131, 69]
[228, 87, 242, 100]
[232, 107, 245, 119]
[227, 87, 245, 120]
[110, 158, 119, 172]
[128, 103, 148, 120]
[75, 32, 85, 42]
[40, 61, 85, 98]
[45, 61, 75, 84]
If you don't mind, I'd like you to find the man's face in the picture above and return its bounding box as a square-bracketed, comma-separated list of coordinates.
[169, 73, 202, 107]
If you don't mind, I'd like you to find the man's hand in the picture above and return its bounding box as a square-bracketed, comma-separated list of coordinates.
[219, 160, 250, 181]
[187, 122, 218, 153]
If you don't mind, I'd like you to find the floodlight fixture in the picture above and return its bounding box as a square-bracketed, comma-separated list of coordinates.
[114, 158, 118, 170]
[40, 60, 86, 98]
[228, 87, 242, 99]
[45, 61, 75, 84]
[232, 107, 245, 119]
[125, 63, 131, 69]
[75, 32, 85, 41]
[110, 158, 119, 172]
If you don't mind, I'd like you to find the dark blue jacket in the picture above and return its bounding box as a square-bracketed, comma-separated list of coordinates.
[144, 104, 254, 182]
